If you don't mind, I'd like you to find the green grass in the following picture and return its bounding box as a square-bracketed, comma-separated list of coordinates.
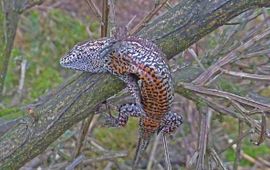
[3, 9, 98, 106]
[225, 141, 270, 167]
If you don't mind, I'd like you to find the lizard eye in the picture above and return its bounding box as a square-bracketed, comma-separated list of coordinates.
[72, 53, 77, 58]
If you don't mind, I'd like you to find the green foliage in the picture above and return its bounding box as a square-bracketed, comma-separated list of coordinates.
[29, 67, 62, 99]
[3, 9, 99, 105]
[94, 118, 138, 156]
[225, 142, 270, 167]
[217, 78, 244, 95]
[260, 86, 270, 97]
[0, 108, 24, 120]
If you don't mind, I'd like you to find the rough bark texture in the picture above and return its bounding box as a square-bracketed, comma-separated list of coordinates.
[0, 0, 270, 169]
[139, 0, 270, 58]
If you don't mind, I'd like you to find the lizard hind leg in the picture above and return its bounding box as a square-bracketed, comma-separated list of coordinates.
[104, 103, 144, 127]
[160, 112, 183, 134]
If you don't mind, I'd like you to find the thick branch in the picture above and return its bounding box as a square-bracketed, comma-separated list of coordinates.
[139, 0, 270, 58]
[0, 0, 270, 169]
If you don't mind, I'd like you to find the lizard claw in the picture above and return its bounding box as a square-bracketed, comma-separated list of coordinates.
[101, 114, 128, 128]
[101, 114, 118, 127]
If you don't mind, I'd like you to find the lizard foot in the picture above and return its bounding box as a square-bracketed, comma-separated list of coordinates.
[102, 103, 145, 128]
[160, 112, 183, 134]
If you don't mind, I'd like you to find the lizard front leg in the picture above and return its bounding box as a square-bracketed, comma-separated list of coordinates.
[118, 74, 142, 104]
[105, 103, 145, 127]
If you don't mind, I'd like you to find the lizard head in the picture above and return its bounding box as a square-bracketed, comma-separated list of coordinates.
[60, 38, 114, 73]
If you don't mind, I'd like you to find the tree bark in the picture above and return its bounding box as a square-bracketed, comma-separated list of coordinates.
[0, 0, 270, 169]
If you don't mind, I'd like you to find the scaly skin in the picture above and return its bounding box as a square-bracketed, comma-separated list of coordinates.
[60, 33, 182, 168]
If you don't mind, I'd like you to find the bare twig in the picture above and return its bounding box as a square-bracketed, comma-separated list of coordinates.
[162, 134, 172, 170]
[85, 0, 103, 24]
[233, 120, 243, 170]
[236, 150, 265, 168]
[19, 0, 44, 13]
[82, 151, 128, 165]
[193, 27, 270, 85]
[218, 130, 251, 154]
[187, 48, 206, 70]
[225, 12, 262, 25]
[129, 0, 169, 35]
[196, 110, 212, 170]
[18, 59, 27, 96]
[73, 115, 95, 158]
[66, 154, 85, 170]
[101, 0, 109, 37]
[88, 138, 108, 152]
[253, 113, 266, 145]
[11, 59, 27, 106]
[220, 68, 270, 81]
[180, 83, 270, 112]
[187, 151, 199, 168]
[229, 99, 269, 140]
[108, 0, 116, 31]
[147, 134, 161, 170]
[257, 157, 270, 167]
[245, 49, 270, 58]
[208, 148, 227, 170]
[126, 15, 137, 31]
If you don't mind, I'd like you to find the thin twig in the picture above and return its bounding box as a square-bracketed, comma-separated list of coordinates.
[129, 0, 169, 35]
[162, 134, 172, 170]
[225, 12, 262, 25]
[177, 83, 270, 140]
[193, 27, 270, 85]
[208, 148, 227, 170]
[220, 68, 270, 81]
[18, 59, 27, 96]
[85, 0, 103, 24]
[218, 130, 251, 154]
[19, 0, 44, 13]
[147, 134, 161, 170]
[108, 0, 116, 32]
[11, 59, 27, 106]
[101, 0, 109, 37]
[73, 115, 95, 158]
[65, 155, 85, 170]
[187, 151, 199, 168]
[82, 151, 128, 165]
[196, 110, 211, 170]
[180, 83, 270, 112]
[229, 99, 269, 140]
[187, 48, 206, 70]
[233, 120, 243, 170]
[253, 113, 266, 145]
[245, 48, 270, 58]
[126, 15, 137, 31]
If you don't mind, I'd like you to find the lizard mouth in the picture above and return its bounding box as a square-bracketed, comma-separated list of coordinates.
[60, 48, 80, 67]
[59, 54, 73, 67]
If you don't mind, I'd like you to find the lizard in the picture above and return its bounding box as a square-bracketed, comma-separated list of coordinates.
[59, 30, 183, 168]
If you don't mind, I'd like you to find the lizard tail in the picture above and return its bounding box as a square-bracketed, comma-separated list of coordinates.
[132, 134, 151, 170]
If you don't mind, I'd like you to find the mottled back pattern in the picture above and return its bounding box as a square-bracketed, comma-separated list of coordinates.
[106, 36, 174, 137]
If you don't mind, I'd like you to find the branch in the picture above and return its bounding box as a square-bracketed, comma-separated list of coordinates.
[1, 0, 270, 169]
[138, 0, 270, 59]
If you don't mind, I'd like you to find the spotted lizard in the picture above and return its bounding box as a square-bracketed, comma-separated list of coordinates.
[60, 31, 183, 168]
